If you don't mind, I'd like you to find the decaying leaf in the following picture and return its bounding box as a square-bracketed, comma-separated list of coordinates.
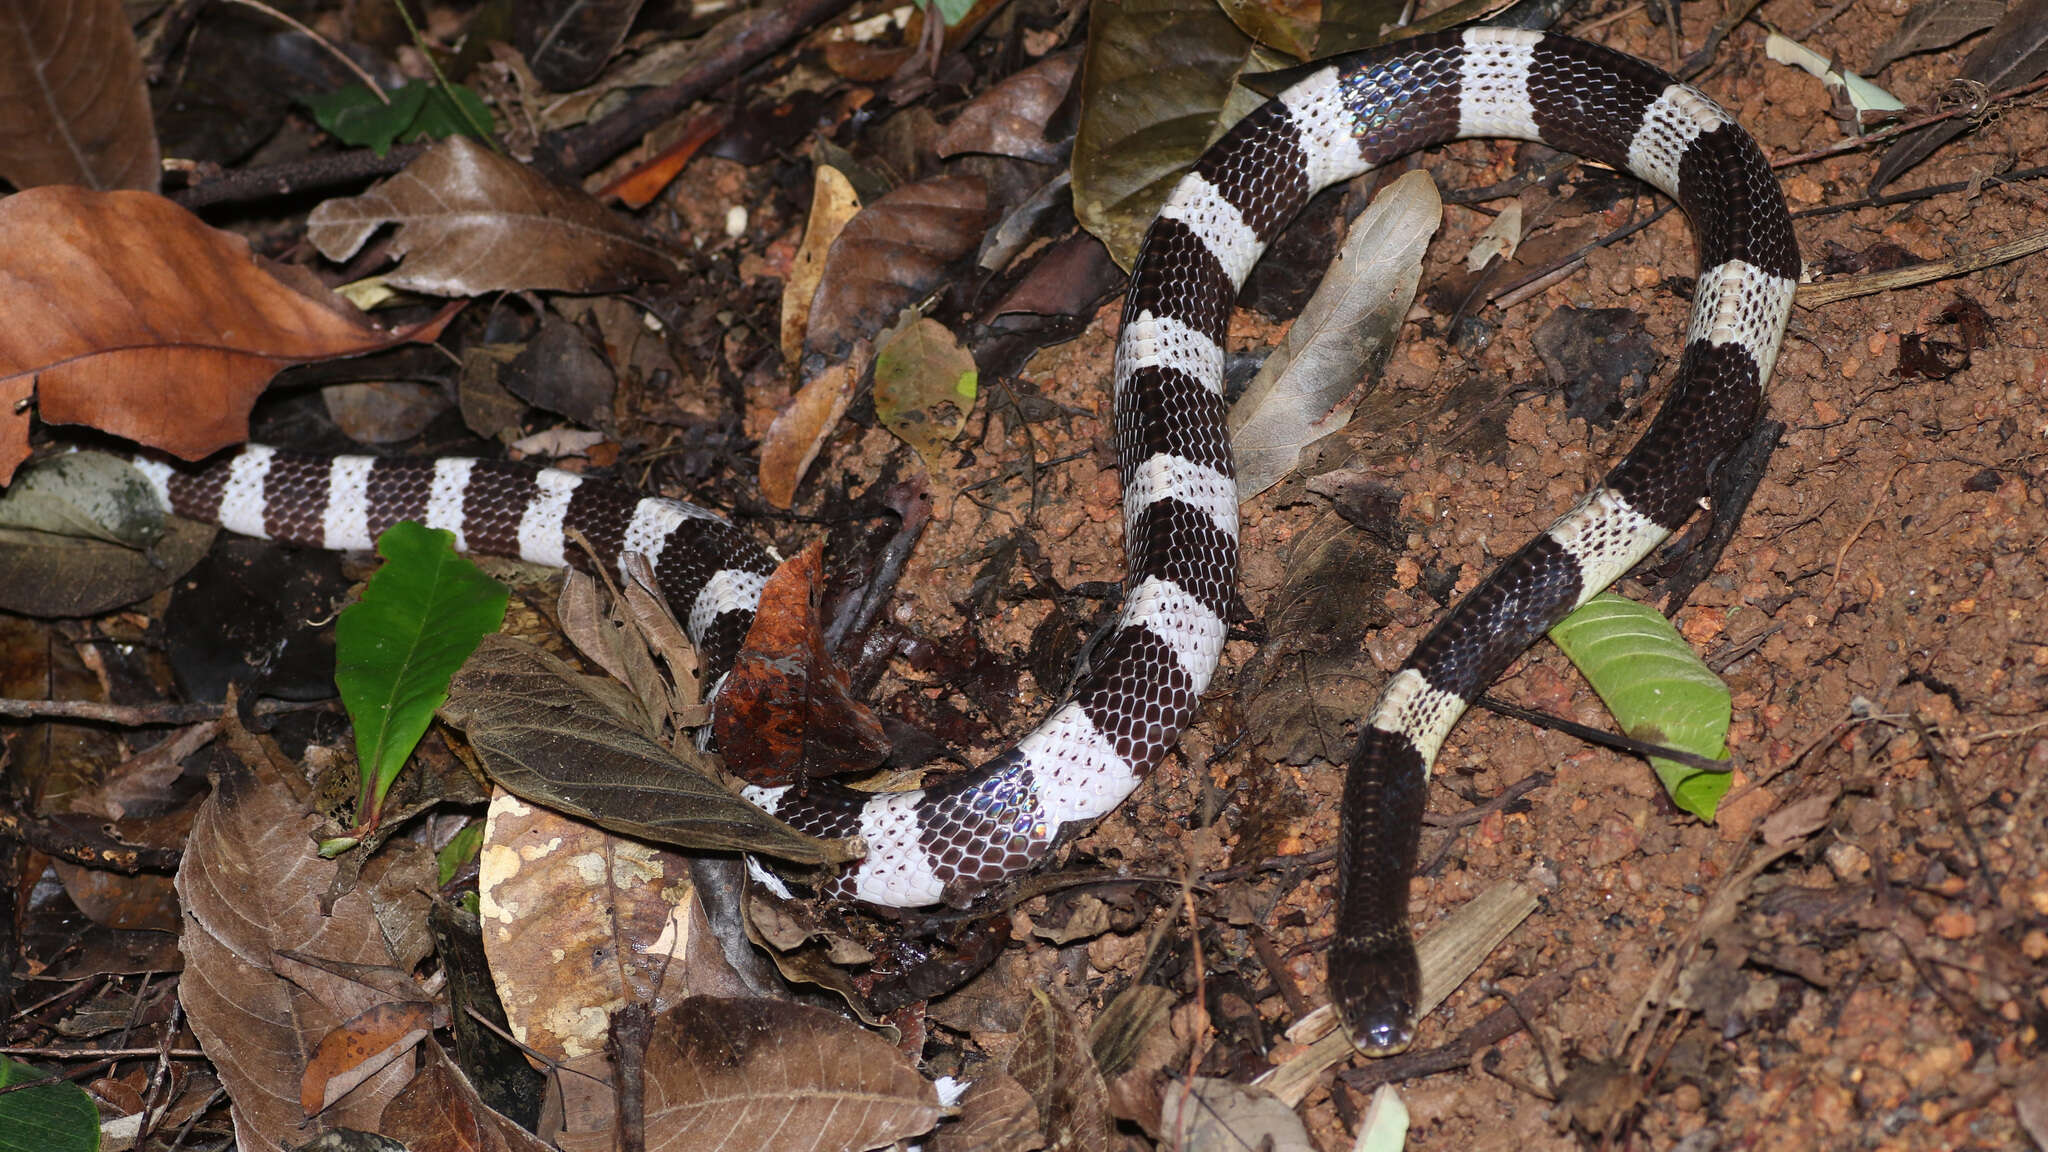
[1869, 0, 2004, 73]
[872, 314, 977, 474]
[713, 541, 889, 787]
[175, 731, 430, 1147]
[640, 996, 942, 1152]
[302, 1001, 447, 1116]
[1229, 169, 1441, 496]
[306, 136, 679, 294]
[0, 0, 159, 192]
[1160, 1078, 1314, 1152]
[378, 1040, 553, 1152]
[0, 188, 451, 478]
[1010, 991, 1114, 1152]
[442, 635, 850, 865]
[475, 790, 693, 1062]
[518, 0, 648, 91]
[931, 1069, 1045, 1151]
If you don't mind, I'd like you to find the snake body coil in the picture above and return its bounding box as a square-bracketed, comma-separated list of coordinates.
[137, 28, 1797, 1055]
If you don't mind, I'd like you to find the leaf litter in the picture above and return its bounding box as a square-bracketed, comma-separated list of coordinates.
[0, 3, 2044, 1151]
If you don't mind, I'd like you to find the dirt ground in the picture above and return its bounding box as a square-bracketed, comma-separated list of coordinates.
[745, 8, 2048, 1149]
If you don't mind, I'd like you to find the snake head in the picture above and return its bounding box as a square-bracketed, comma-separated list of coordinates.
[1330, 932, 1421, 1056]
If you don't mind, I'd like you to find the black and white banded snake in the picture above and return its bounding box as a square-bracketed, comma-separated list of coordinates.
[135, 26, 1799, 1055]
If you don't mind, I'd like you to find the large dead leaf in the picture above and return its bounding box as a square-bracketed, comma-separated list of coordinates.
[640, 996, 942, 1152]
[712, 541, 888, 787]
[1009, 991, 1113, 1152]
[779, 165, 862, 371]
[0, 188, 451, 478]
[0, 0, 159, 192]
[175, 728, 430, 1148]
[306, 135, 679, 295]
[935, 50, 1081, 163]
[475, 788, 702, 1065]
[441, 634, 851, 865]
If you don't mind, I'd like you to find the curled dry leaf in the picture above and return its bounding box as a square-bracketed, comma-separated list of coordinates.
[0, 188, 452, 480]
[306, 135, 679, 295]
[1228, 170, 1440, 496]
[936, 50, 1081, 163]
[0, 0, 159, 192]
[379, 1040, 552, 1152]
[780, 165, 862, 372]
[713, 540, 889, 787]
[641, 996, 942, 1152]
[301, 1000, 447, 1117]
[759, 345, 867, 509]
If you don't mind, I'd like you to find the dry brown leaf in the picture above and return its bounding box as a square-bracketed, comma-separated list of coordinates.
[931, 1070, 1045, 1151]
[175, 738, 425, 1147]
[1159, 1078, 1314, 1152]
[935, 50, 1080, 163]
[0, 187, 451, 478]
[780, 166, 862, 371]
[641, 996, 942, 1152]
[475, 788, 696, 1063]
[712, 540, 888, 786]
[1010, 990, 1113, 1152]
[801, 174, 989, 369]
[306, 135, 679, 295]
[758, 348, 866, 509]
[0, 0, 159, 192]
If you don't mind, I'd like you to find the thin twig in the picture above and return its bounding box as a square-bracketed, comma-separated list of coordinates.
[219, 0, 387, 102]
[1772, 71, 2048, 169]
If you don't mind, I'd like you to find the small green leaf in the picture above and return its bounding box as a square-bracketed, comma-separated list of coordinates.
[0, 1057, 99, 1152]
[336, 521, 508, 833]
[1549, 593, 1733, 820]
[926, 0, 976, 25]
[436, 818, 483, 886]
[306, 80, 492, 155]
[872, 315, 977, 473]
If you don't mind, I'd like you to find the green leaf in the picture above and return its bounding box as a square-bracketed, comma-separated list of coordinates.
[0, 1057, 99, 1152]
[925, 0, 976, 25]
[306, 80, 492, 155]
[1548, 593, 1734, 820]
[336, 521, 508, 832]
[872, 314, 976, 473]
[436, 818, 483, 886]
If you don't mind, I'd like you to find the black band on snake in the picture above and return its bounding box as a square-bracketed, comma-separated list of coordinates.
[136, 27, 1797, 1057]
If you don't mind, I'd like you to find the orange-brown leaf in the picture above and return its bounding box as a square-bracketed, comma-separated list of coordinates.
[712, 541, 888, 786]
[0, 188, 451, 477]
[301, 1000, 445, 1115]
[0, 0, 159, 192]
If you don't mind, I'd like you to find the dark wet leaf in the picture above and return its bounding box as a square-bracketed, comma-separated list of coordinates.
[1870, 0, 2004, 71]
[1217, 0, 1319, 60]
[518, 0, 649, 91]
[378, 1040, 552, 1152]
[1073, 0, 1256, 269]
[1871, 0, 2048, 192]
[0, 0, 158, 192]
[712, 541, 889, 787]
[1531, 306, 1659, 425]
[441, 635, 849, 865]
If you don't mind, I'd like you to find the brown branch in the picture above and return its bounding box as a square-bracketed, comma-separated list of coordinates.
[0, 808, 182, 873]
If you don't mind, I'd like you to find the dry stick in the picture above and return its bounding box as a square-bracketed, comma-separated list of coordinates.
[172, 142, 431, 209]
[0, 1045, 207, 1059]
[1792, 163, 2048, 221]
[0, 696, 326, 724]
[538, 0, 861, 181]
[1797, 225, 2048, 307]
[1772, 71, 2048, 170]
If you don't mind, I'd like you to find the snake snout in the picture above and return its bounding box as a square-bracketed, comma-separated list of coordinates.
[1330, 935, 1421, 1056]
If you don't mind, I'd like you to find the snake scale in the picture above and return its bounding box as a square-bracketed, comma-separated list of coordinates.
[136, 27, 1798, 1054]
